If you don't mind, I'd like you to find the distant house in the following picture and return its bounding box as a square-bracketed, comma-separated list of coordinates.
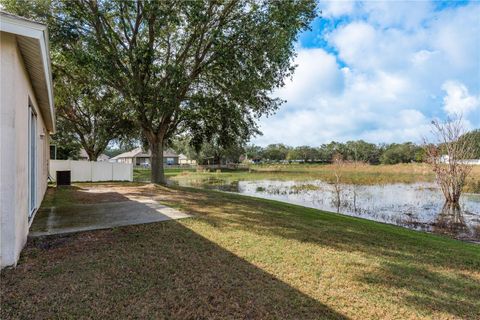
[78, 148, 110, 162]
[179, 153, 197, 165]
[1, 12, 55, 267]
[440, 155, 480, 165]
[111, 147, 179, 166]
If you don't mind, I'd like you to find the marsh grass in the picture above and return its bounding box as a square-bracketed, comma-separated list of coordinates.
[171, 163, 434, 184]
[290, 184, 319, 193]
[170, 163, 479, 191]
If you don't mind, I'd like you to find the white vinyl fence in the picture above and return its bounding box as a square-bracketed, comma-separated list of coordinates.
[50, 160, 133, 182]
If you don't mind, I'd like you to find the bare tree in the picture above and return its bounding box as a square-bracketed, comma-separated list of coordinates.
[351, 147, 362, 213]
[331, 153, 344, 212]
[424, 117, 474, 204]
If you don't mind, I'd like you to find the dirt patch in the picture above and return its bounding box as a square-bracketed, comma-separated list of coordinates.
[44, 184, 151, 206]
[44, 183, 183, 207]
[72, 188, 129, 203]
[73, 183, 189, 203]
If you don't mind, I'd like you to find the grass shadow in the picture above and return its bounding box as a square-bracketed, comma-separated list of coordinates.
[358, 262, 480, 318]
[148, 185, 480, 318]
[1, 220, 348, 319]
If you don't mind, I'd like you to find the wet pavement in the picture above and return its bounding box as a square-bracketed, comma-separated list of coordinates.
[30, 199, 191, 237]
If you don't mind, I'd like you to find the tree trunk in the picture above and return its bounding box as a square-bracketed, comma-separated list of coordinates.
[86, 149, 98, 161]
[150, 136, 166, 185]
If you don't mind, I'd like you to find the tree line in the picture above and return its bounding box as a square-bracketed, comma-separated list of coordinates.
[174, 130, 480, 165]
[56, 129, 480, 166]
[247, 141, 423, 164]
[177, 140, 425, 165]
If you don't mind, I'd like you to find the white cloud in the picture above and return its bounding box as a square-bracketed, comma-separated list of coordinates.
[253, 1, 480, 146]
[362, 1, 432, 30]
[411, 50, 438, 66]
[276, 48, 344, 104]
[328, 21, 430, 73]
[329, 22, 377, 70]
[431, 5, 480, 71]
[359, 109, 431, 143]
[442, 80, 479, 116]
[320, 0, 355, 18]
[255, 64, 426, 146]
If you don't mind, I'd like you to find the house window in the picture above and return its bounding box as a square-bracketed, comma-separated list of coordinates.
[50, 145, 57, 159]
[28, 103, 37, 219]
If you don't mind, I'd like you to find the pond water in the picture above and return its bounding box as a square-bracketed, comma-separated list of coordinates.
[173, 177, 480, 242]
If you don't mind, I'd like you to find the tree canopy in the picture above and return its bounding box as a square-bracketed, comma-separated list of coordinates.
[380, 142, 423, 165]
[54, 56, 135, 160]
[1, 0, 135, 160]
[2, 0, 315, 180]
[53, 0, 316, 182]
[459, 129, 480, 159]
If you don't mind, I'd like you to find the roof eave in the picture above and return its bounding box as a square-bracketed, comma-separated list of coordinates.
[41, 26, 55, 133]
[0, 12, 55, 133]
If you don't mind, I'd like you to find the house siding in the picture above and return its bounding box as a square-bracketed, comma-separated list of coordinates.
[133, 156, 179, 166]
[116, 156, 179, 166]
[164, 157, 179, 165]
[0, 33, 49, 267]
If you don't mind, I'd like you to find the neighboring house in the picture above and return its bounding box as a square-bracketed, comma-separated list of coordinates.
[0, 12, 55, 267]
[78, 148, 110, 162]
[179, 153, 197, 165]
[440, 155, 480, 165]
[111, 147, 179, 166]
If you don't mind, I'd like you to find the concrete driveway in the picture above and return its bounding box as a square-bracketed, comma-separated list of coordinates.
[30, 185, 191, 237]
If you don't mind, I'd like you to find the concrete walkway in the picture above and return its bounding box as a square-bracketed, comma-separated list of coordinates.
[30, 199, 191, 237]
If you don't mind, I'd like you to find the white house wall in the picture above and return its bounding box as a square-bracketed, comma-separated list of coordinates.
[1, 33, 49, 267]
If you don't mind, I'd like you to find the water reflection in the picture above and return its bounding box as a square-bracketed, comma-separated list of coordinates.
[173, 177, 480, 242]
[433, 202, 468, 237]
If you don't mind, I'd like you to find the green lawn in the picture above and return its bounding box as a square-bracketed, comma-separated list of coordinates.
[1, 183, 479, 319]
[133, 167, 196, 182]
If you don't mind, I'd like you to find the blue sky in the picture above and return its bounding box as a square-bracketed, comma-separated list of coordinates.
[253, 0, 480, 146]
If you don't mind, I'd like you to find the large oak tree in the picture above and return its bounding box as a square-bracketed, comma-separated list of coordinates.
[4, 0, 316, 183]
[63, 0, 316, 183]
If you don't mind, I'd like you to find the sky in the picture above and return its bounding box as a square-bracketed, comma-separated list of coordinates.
[252, 0, 480, 147]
